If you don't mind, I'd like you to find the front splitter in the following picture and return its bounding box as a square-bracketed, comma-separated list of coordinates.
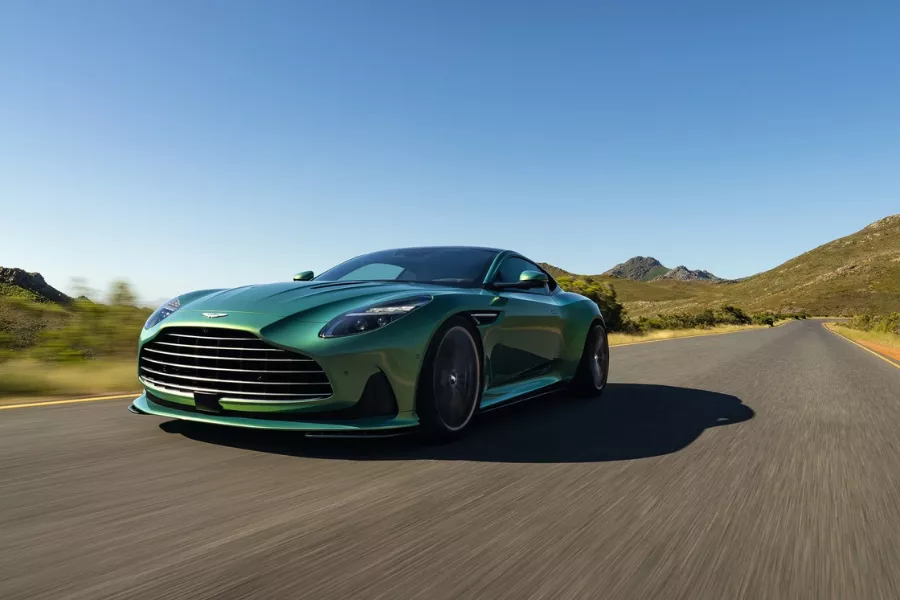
[129, 393, 418, 433]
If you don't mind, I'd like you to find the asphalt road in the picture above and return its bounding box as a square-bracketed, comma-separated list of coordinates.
[3, 320, 900, 600]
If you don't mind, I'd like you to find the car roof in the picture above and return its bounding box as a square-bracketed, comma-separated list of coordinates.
[380, 245, 507, 253]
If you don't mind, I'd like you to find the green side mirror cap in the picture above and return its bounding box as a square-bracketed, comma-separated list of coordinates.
[519, 270, 549, 285]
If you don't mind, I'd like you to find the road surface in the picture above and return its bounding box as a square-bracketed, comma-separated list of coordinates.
[2, 320, 900, 599]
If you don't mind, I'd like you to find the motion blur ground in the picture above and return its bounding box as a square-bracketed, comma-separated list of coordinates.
[3, 321, 900, 599]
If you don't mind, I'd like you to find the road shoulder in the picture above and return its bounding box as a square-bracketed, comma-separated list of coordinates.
[823, 323, 900, 369]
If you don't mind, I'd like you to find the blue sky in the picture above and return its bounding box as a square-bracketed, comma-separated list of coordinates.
[2, 1, 899, 304]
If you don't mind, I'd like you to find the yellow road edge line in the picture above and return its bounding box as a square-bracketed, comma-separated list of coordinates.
[611, 319, 794, 348]
[823, 324, 900, 370]
[0, 393, 139, 411]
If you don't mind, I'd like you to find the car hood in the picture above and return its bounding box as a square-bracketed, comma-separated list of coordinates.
[180, 281, 457, 320]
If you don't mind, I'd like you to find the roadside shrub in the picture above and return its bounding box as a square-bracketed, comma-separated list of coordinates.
[637, 312, 714, 331]
[30, 296, 149, 362]
[715, 305, 752, 325]
[3, 281, 150, 363]
[752, 314, 776, 327]
[557, 276, 630, 332]
[0, 297, 69, 363]
[847, 313, 900, 335]
[633, 304, 770, 332]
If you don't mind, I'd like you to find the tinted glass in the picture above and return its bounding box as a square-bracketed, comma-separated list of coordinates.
[316, 247, 499, 285]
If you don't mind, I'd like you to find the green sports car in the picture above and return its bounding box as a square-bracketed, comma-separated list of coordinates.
[129, 247, 609, 440]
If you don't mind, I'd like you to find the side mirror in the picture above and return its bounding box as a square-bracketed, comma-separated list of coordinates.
[518, 270, 549, 288]
[491, 270, 549, 290]
[292, 271, 314, 282]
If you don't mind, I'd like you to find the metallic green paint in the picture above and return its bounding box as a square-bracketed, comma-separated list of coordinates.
[519, 270, 549, 284]
[133, 250, 602, 432]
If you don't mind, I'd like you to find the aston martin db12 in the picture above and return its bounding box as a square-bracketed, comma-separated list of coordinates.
[129, 247, 609, 440]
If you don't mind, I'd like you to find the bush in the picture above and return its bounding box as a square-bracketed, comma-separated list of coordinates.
[716, 305, 752, 325]
[847, 313, 900, 335]
[557, 276, 632, 332]
[629, 304, 784, 332]
[752, 314, 776, 327]
[1, 281, 150, 363]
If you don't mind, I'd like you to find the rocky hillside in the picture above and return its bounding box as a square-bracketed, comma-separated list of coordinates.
[603, 257, 670, 281]
[602, 256, 722, 282]
[540, 214, 900, 317]
[654, 266, 721, 281]
[714, 214, 900, 316]
[0, 268, 71, 304]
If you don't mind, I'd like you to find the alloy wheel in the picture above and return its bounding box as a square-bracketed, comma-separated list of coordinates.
[432, 326, 480, 431]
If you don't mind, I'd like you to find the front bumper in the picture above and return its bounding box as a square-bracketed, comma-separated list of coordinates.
[131, 392, 418, 433]
[139, 309, 439, 418]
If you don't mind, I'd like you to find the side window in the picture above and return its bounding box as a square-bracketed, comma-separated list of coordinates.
[495, 257, 548, 293]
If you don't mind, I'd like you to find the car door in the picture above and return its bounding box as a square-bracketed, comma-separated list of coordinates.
[486, 256, 565, 386]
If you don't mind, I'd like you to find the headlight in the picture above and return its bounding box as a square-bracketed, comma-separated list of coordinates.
[319, 296, 432, 338]
[144, 297, 181, 330]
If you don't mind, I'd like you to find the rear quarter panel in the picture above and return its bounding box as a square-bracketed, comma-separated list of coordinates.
[556, 290, 603, 376]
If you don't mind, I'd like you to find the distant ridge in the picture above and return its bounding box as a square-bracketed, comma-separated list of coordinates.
[539, 213, 900, 317]
[654, 266, 721, 282]
[603, 256, 670, 281]
[0, 267, 71, 303]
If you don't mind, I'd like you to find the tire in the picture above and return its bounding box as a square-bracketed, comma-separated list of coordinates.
[416, 317, 483, 441]
[570, 321, 609, 397]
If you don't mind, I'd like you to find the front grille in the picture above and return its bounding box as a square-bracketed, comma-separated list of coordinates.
[138, 327, 332, 401]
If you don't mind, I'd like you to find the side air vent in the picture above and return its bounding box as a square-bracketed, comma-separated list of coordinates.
[469, 311, 501, 326]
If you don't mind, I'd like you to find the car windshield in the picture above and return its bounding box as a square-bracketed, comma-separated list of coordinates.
[315, 247, 499, 285]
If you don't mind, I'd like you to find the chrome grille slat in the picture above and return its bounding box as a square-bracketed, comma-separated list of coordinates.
[167, 333, 264, 341]
[140, 355, 321, 374]
[154, 341, 286, 352]
[138, 327, 332, 401]
[139, 376, 327, 398]
[143, 347, 312, 362]
[140, 365, 330, 387]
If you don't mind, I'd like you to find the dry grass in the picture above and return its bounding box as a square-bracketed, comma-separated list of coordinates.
[825, 323, 900, 361]
[825, 323, 900, 347]
[0, 358, 138, 399]
[609, 322, 787, 347]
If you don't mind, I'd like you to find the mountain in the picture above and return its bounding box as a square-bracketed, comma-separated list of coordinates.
[654, 266, 721, 282]
[542, 214, 900, 317]
[601, 256, 722, 282]
[0, 267, 71, 303]
[603, 256, 671, 281]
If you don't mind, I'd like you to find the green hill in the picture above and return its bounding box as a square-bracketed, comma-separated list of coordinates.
[543, 214, 900, 317]
[0, 268, 71, 304]
[537, 263, 575, 280]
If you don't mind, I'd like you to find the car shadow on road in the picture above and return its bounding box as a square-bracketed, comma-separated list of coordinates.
[159, 383, 753, 463]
